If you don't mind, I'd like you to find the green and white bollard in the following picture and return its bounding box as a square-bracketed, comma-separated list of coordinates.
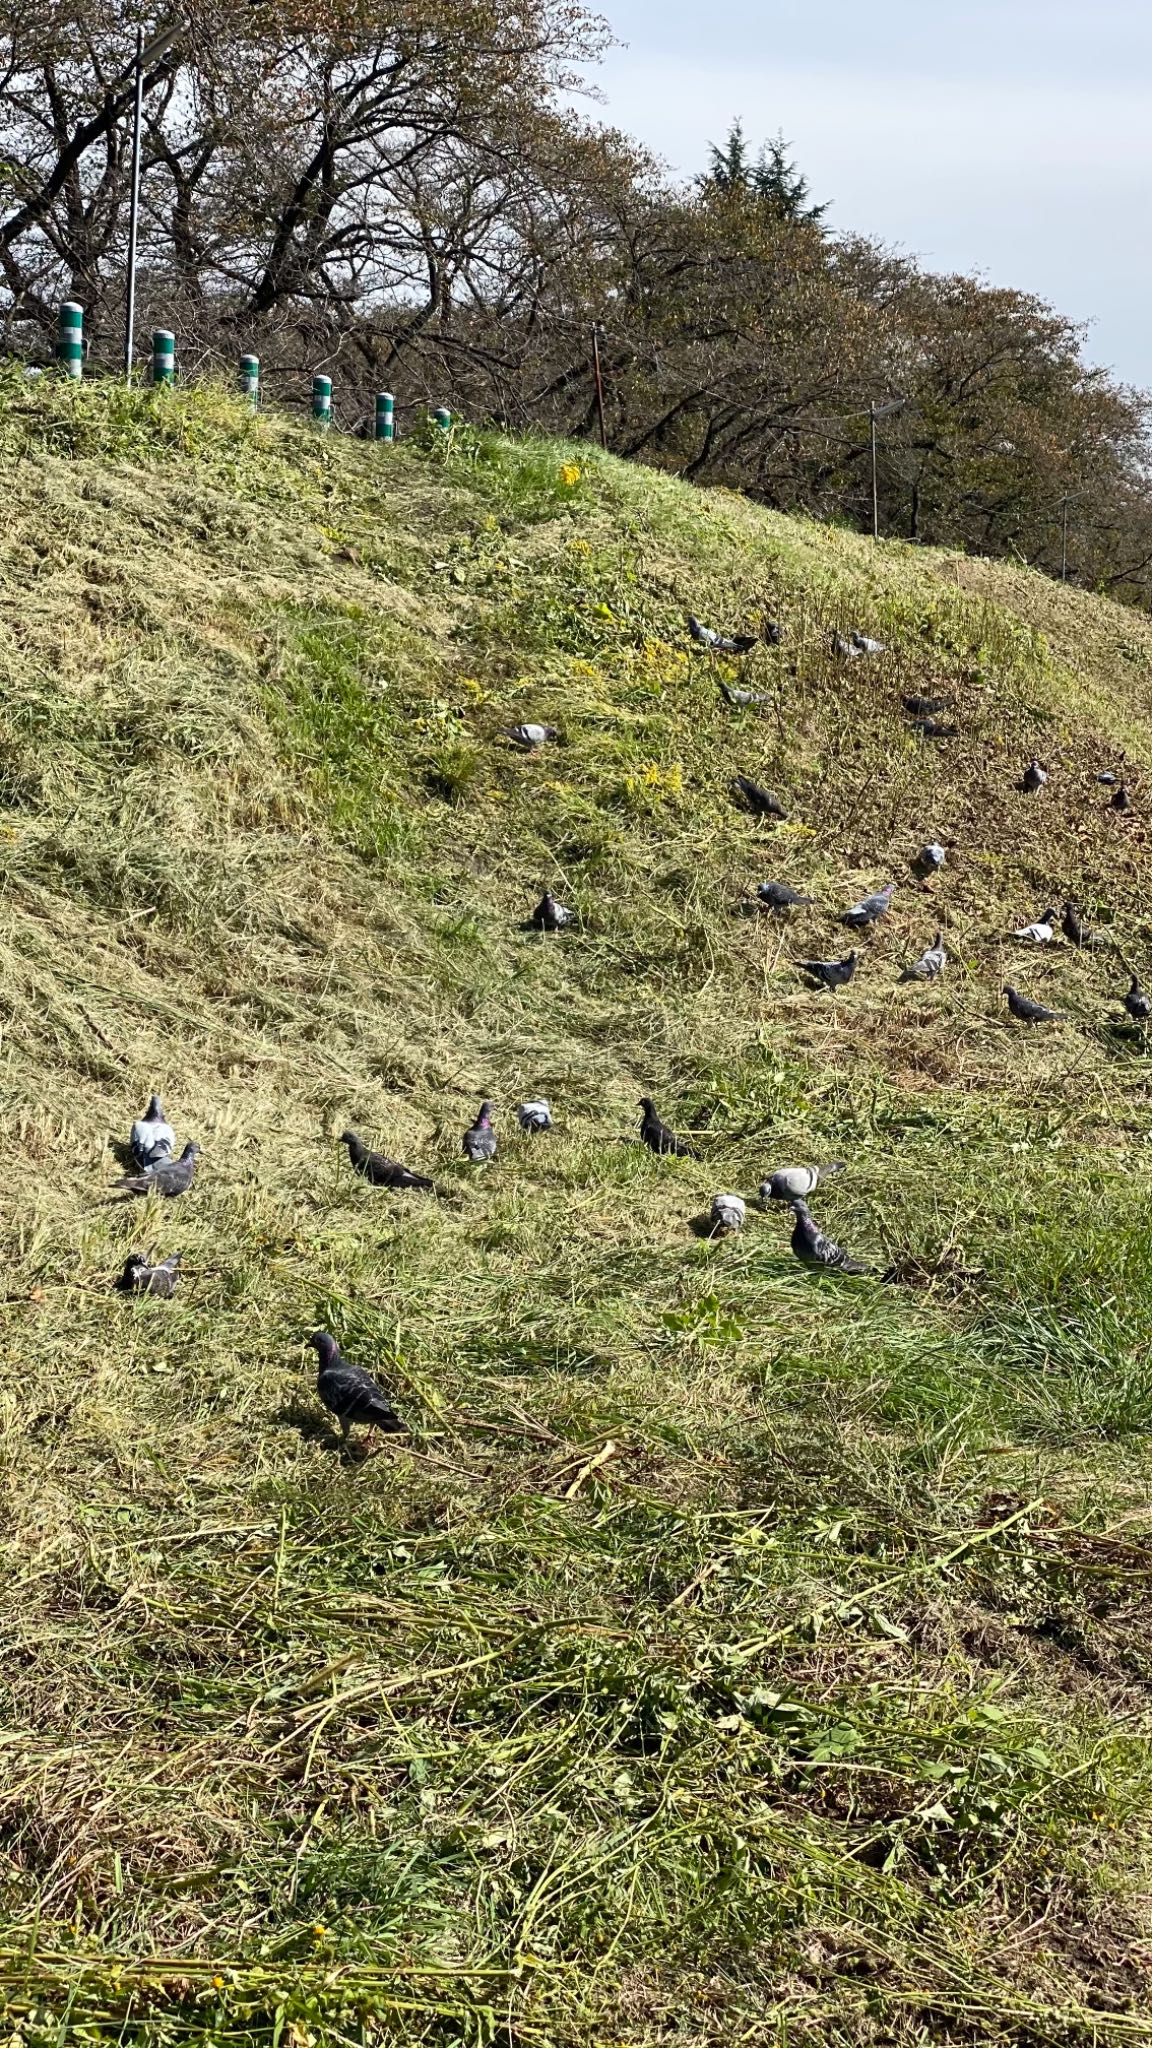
[239, 354, 260, 409]
[312, 373, 332, 428]
[57, 302, 84, 379]
[152, 329, 175, 386]
[375, 391, 395, 442]
[434, 405, 452, 433]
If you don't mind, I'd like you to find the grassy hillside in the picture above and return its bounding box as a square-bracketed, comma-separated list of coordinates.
[4, 369, 1152, 2047]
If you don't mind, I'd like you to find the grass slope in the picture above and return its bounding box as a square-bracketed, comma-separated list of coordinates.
[3, 372, 1152, 2046]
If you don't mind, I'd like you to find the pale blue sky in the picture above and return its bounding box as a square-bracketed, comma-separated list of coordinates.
[594, 0, 1152, 389]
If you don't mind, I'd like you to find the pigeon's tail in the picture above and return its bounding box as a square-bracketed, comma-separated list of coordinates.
[820, 1162, 846, 1181]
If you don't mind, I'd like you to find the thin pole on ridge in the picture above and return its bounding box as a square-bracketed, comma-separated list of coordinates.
[124, 27, 143, 381]
[592, 323, 608, 450]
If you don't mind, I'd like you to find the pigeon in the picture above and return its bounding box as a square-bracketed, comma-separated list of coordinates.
[909, 717, 959, 740]
[531, 889, 573, 931]
[1004, 985, 1062, 1024]
[789, 1198, 871, 1275]
[831, 633, 862, 660]
[114, 1141, 199, 1198]
[730, 775, 789, 821]
[117, 1252, 181, 1298]
[718, 681, 769, 707]
[1012, 909, 1057, 944]
[899, 930, 947, 983]
[308, 1331, 406, 1446]
[1061, 903, 1089, 948]
[463, 1101, 497, 1162]
[130, 1093, 175, 1169]
[757, 880, 816, 911]
[688, 615, 757, 656]
[517, 1099, 552, 1133]
[639, 1097, 695, 1157]
[850, 632, 886, 656]
[507, 723, 556, 750]
[903, 694, 950, 717]
[709, 1194, 746, 1236]
[340, 1130, 434, 1191]
[763, 621, 784, 647]
[1123, 976, 1152, 1022]
[1097, 772, 1118, 786]
[911, 843, 946, 878]
[1111, 785, 1132, 812]
[1019, 759, 1048, 793]
[760, 1163, 845, 1204]
[796, 950, 858, 991]
[843, 882, 895, 928]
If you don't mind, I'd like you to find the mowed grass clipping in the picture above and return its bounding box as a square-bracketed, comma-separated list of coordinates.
[4, 370, 1152, 2044]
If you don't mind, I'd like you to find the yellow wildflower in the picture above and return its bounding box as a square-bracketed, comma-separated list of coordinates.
[559, 462, 582, 487]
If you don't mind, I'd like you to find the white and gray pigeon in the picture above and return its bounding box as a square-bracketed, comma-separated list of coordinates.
[517, 1099, 552, 1133]
[796, 950, 858, 991]
[1123, 976, 1152, 1022]
[789, 1198, 872, 1275]
[899, 930, 947, 983]
[850, 632, 887, 656]
[1004, 985, 1062, 1024]
[114, 1141, 199, 1198]
[709, 1193, 746, 1236]
[911, 843, 946, 878]
[718, 681, 769, 707]
[531, 889, 574, 931]
[831, 632, 862, 660]
[843, 882, 895, 928]
[1020, 758, 1048, 793]
[118, 1251, 181, 1297]
[507, 723, 557, 750]
[130, 1093, 175, 1169]
[308, 1331, 406, 1446]
[463, 1100, 497, 1162]
[760, 1163, 845, 1204]
[688, 615, 757, 656]
[1012, 908, 1058, 944]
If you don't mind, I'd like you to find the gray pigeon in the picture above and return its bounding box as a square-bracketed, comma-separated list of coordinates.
[790, 1198, 871, 1275]
[1012, 908, 1057, 944]
[463, 1101, 497, 1162]
[831, 633, 862, 660]
[796, 950, 858, 991]
[114, 1141, 199, 1198]
[730, 775, 789, 821]
[763, 621, 784, 647]
[1097, 772, 1118, 786]
[899, 930, 947, 983]
[531, 889, 573, 931]
[843, 882, 895, 928]
[1004, 985, 1062, 1024]
[688, 615, 757, 656]
[718, 681, 769, 707]
[709, 1193, 746, 1236]
[903, 694, 950, 716]
[1123, 976, 1152, 1022]
[757, 880, 816, 911]
[639, 1097, 695, 1157]
[507, 723, 556, 750]
[340, 1130, 434, 1191]
[517, 1099, 552, 1132]
[308, 1331, 406, 1445]
[117, 1251, 181, 1297]
[760, 1163, 845, 1204]
[130, 1093, 175, 1169]
[850, 632, 886, 656]
[1020, 759, 1048, 793]
[911, 843, 946, 878]
[1061, 903, 1089, 947]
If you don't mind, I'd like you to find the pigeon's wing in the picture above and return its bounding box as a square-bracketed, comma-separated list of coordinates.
[321, 1361, 405, 1429]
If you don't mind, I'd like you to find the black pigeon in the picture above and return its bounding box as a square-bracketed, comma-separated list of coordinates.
[1123, 976, 1152, 1022]
[790, 1198, 872, 1275]
[1112, 785, 1132, 812]
[757, 880, 816, 911]
[796, 950, 858, 991]
[531, 889, 573, 931]
[114, 1141, 199, 1198]
[730, 775, 789, 821]
[463, 1100, 497, 1162]
[117, 1252, 181, 1298]
[763, 621, 784, 646]
[340, 1130, 434, 1191]
[843, 882, 895, 928]
[1004, 985, 1062, 1024]
[688, 615, 757, 656]
[903, 694, 950, 717]
[130, 1093, 175, 1169]
[308, 1331, 406, 1445]
[718, 681, 769, 707]
[909, 717, 959, 739]
[1019, 758, 1048, 793]
[1061, 903, 1088, 948]
[638, 1097, 695, 1157]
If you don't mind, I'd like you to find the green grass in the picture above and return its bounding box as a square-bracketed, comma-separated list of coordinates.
[4, 370, 1152, 2044]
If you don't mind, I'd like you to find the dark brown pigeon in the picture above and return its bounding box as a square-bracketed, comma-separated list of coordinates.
[638, 1097, 695, 1157]
[340, 1131, 434, 1191]
[308, 1331, 407, 1446]
[730, 775, 788, 821]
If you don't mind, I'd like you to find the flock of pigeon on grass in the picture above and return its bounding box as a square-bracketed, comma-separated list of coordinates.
[106, 606, 1145, 1450]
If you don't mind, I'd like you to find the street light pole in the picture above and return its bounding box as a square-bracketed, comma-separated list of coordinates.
[591, 323, 608, 451]
[870, 401, 879, 542]
[124, 26, 144, 382]
[1060, 494, 1070, 582]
